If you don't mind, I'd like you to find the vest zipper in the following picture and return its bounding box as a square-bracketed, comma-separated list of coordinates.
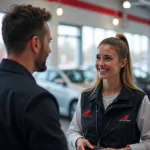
[98, 117, 113, 146]
[96, 103, 113, 147]
[96, 103, 99, 145]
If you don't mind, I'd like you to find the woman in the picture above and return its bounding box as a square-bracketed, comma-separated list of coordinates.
[67, 34, 150, 150]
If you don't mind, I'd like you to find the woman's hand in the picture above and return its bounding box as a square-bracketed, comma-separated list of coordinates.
[76, 137, 94, 150]
[104, 147, 131, 150]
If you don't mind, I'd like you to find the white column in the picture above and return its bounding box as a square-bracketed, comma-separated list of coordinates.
[47, 3, 59, 67]
[148, 37, 150, 73]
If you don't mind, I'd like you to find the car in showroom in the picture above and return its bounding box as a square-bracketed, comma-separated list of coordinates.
[132, 67, 150, 99]
[33, 67, 94, 118]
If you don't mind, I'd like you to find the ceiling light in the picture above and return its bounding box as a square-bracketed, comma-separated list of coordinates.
[56, 6, 63, 16]
[123, 1, 131, 8]
[112, 18, 119, 26]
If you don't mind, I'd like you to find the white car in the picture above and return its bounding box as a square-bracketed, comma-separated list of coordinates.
[33, 67, 93, 118]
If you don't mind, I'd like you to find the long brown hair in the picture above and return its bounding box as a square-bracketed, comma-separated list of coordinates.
[86, 34, 143, 92]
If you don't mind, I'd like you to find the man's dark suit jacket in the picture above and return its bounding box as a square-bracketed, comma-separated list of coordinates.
[0, 59, 68, 150]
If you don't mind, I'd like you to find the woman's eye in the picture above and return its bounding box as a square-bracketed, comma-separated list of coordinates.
[106, 57, 111, 61]
[96, 56, 100, 60]
[96, 54, 100, 60]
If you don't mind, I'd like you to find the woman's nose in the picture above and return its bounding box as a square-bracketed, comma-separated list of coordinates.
[98, 60, 105, 66]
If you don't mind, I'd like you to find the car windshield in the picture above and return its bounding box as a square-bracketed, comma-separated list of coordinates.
[62, 69, 88, 83]
[132, 68, 150, 81]
[33, 71, 47, 80]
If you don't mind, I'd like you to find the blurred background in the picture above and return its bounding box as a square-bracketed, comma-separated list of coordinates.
[0, 0, 150, 149]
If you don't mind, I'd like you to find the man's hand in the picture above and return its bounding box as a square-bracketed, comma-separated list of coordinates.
[76, 137, 94, 150]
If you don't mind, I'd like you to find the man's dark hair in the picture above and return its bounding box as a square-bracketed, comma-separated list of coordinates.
[2, 4, 52, 54]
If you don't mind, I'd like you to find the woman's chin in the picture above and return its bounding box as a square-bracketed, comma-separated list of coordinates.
[99, 75, 107, 80]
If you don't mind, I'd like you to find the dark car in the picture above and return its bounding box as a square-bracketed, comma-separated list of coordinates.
[132, 67, 150, 99]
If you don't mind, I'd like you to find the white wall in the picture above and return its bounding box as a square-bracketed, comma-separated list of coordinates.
[56, 0, 150, 35]
[0, 0, 51, 10]
[0, 0, 149, 35]
[0, 0, 149, 66]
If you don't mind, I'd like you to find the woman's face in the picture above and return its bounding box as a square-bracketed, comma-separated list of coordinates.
[95, 44, 126, 80]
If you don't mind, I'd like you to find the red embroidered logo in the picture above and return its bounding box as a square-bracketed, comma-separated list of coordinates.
[82, 109, 92, 118]
[119, 114, 131, 121]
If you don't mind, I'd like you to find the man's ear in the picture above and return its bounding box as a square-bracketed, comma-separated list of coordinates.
[120, 58, 127, 68]
[30, 36, 41, 54]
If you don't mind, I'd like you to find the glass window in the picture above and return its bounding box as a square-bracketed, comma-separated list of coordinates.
[0, 13, 7, 62]
[124, 32, 133, 50]
[58, 36, 79, 68]
[47, 70, 62, 83]
[82, 27, 117, 67]
[105, 30, 116, 38]
[83, 69, 95, 82]
[82, 26, 93, 66]
[35, 71, 47, 80]
[132, 34, 141, 68]
[93, 28, 105, 63]
[124, 32, 134, 65]
[57, 25, 81, 68]
[63, 69, 85, 83]
[58, 25, 80, 36]
[0, 13, 4, 44]
[124, 33, 148, 71]
[94, 28, 105, 47]
[133, 68, 149, 79]
[140, 35, 148, 71]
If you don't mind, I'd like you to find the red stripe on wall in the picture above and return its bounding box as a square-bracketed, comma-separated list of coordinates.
[46, 0, 150, 25]
[58, 0, 123, 18]
[127, 14, 150, 25]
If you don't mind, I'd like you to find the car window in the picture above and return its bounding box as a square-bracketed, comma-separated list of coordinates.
[63, 69, 85, 83]
[133, 68, 148, 78]
[83, 70, 95, 82]
[36, 71, 47, 80]
[47, 70, 63, 83]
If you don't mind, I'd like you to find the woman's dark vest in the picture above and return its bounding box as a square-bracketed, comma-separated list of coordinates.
[81, 83, 145, 148]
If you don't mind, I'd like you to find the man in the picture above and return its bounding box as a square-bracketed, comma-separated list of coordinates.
[0, 4, 68, 150]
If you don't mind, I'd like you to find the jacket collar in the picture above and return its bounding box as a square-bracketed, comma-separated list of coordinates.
[89, 81, 102, 102]
[89, 80, 134, 107]
[0, 59, 35, 82]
